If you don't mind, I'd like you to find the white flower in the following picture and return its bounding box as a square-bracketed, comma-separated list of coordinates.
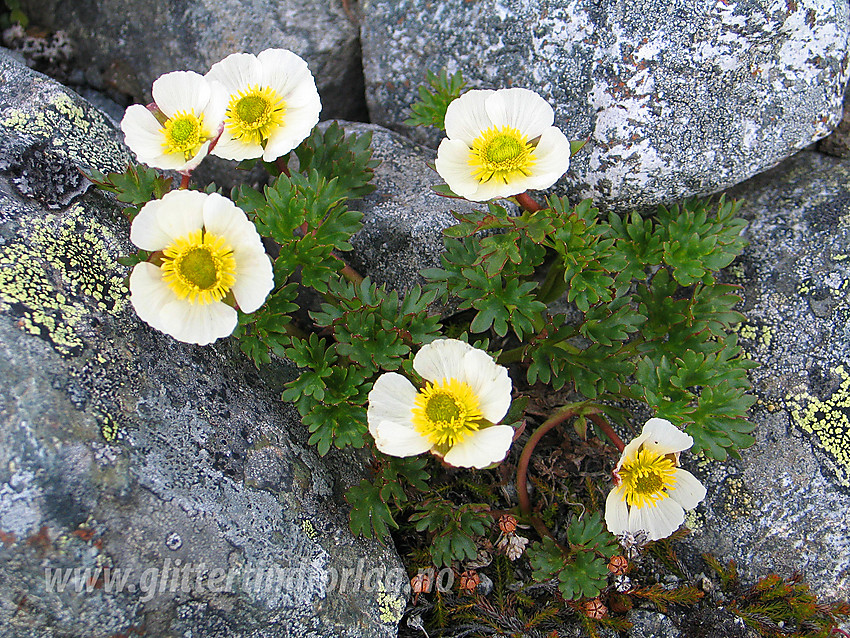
[205, 48, 321, 162]
[128, 190, 273, 345]
[120, 71, 226, 173]
[605, 418, 707, 542]
[435, 87, 571, 202]
[367, 339, 514, 469]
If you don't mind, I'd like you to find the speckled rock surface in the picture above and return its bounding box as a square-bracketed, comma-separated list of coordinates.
[19, 0, 366, 121]
[338, 120, 488, 294]
[0, 50, 405, 637]
[684, 150, 850, 601]
[361, 0, 850, 212]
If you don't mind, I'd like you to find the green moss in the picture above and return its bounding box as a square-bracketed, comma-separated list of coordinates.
[0, 205, 127, 356]
[787, 365, 850, 488]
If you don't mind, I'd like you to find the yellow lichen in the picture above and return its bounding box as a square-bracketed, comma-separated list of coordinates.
[376, 581, 405, 624]
[0, 205, 127, 356]
[301, 519, 318, 541]
[786, 365, 850, 488]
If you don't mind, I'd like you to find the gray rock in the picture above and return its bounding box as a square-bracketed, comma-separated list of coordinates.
[0, 48, 405, 638]
[338, 120, 491, 294]
[361, 0, 850, 212]
[685, 149, 850, 601]
[19, 0, 367, 121]
[627, 609, 680, 638]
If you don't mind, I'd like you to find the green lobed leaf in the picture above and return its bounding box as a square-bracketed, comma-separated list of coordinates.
[294, 121, 379, 199]
[346, 479, 398, 539]
[410, 498, 492, 567]
[404, 68, 466, 130]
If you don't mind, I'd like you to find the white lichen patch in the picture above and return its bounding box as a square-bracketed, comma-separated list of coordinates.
[0, 205, 127, 356]
[786, 365, 850, 488]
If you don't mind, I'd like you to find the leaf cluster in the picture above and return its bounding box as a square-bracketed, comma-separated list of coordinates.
[424, 195, 755, 459]
[404, 68, 466, 130]
[85, 164, 172, 220]
[311, 277, 442, 375]
[346, 456, 430, 539]
[281, 333, 369, 455]
[410, 497, 493, 567]
[527, 513, 618, 600]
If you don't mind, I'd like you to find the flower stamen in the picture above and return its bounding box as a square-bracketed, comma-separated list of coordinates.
[225, 84, 286, 147]
[468, 126, 536, 185]
[411, 378, 484, 450]
[160, 229, 237, 305]
[162, 110, 210, 160]
[618, 448, 677, 509]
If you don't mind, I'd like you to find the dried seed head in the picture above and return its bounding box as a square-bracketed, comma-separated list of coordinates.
[608, 555, 629, 575]
[498, 514, 517, 534]
[583, 598, 608, 619]
[458, 569, 481, 594]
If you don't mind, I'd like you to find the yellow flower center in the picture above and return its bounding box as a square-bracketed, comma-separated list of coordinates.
[225, 85, 286, 146]
[411, 378, 484, 450]
[162, 111, 210, 160]
[468, 126, 536, 185]
[160, 229, 237, 305]
[618, 448, 677, 509]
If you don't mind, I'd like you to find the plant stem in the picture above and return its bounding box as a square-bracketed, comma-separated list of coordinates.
[275, 156, 291, 177]
[537, 258, 565, 304]
[515, 191, 542, 212]
[340, 262, 364, 285]
[516, 405, 580, 517]
[587, 413, 625, 453]
[497, 345, 526, 365]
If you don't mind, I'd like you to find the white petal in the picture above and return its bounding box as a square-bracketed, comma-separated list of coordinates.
[669, 469, 707, 511]
[130, 190, 206, 251]
[640, 418, 694, 455]
[628, 496, 685, 541]
[129, 262, 174, 334]
[444, 89, 495, 144]
[466, 174, 529, 201]
[159, 299, 237, 345]
[413, 338, 473, 383]
[371, 419, 433, 458]
[205, 52, 262, 93]
[201, 192, 257, 246]
[231, 253, 273, 313]
[367, 372, 419, 432]
[604, 486, 630, 536]
[200, 81, 228, 131]
[152, 71, 211, 119]
[484, 88, 554, 138]
[257, 48, 315, 103]
[442, 425, 514, 468]
[120, 105, 167, 163]
[262, 102, 321, 161]
[435, 139, 482, 200]
[462, 347, 511, 423]
[524, 127, 571, 191]
[210, 132, 263, 161]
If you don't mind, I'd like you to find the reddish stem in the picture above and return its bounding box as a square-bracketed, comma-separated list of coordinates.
[516, 407, 578, 517]
[179, 173, 190, 189]
[587, 413, 625, 453]
[515, 191, 542, 212]
[340, 262, 364, 285]
[275, 156, 291, 177]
